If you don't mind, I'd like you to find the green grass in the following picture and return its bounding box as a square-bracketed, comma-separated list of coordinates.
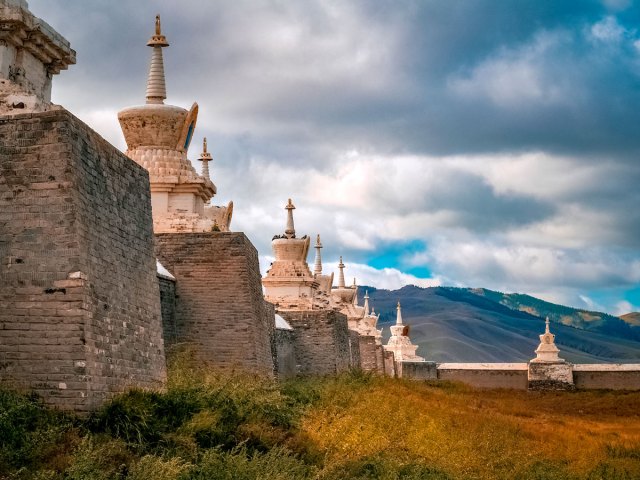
[2, 350, 640, 479]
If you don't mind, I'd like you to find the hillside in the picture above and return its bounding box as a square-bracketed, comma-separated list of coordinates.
[621, 312, 640, 326]
[368, 286, 640, 363]
[2, 354, 640, 480]
[471, 288, 640, 340]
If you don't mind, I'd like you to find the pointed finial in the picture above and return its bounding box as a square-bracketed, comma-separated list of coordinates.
[284, 198, 296, 238]
[313, 234, 323, 275]
[396, 301, 403, 325]
[337, 256, 346, 288]
[352, 279, 358, 305]
[363, 290, 370, 316]
[146, 15, 169, 104]
[545, 316, 550, 334]
[198, 137, 213, 180]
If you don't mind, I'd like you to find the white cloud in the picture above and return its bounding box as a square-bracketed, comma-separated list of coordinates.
[424, 239, 640, 291]
[259, 255, 439, 291]
[590, 16, 627, 43]
[614, 300, 638, 316]
[320, 261, 441, 290]
[448, 31, 571, 108]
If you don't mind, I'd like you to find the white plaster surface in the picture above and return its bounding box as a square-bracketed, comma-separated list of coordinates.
[438, 363, 528, 370]
[275, 314, 293, 331]
[156, 260, 175, 280]
[573, 364, 640, 371]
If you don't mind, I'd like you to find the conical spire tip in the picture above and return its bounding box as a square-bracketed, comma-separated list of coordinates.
[147, 15, 169, 47]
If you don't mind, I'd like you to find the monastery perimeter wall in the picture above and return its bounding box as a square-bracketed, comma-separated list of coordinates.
[155, 232, 275, 376]
[573, 365, 640, 390]
[274, 327, 297, 379]
[278, 310, 351, 375]
[158, 275, 177, 345]
[401, 362, 640, 390]
[0, 109, 166, 412]
[357, 334, 379, 373]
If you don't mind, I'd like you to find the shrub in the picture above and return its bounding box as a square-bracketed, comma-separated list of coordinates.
[190, 446, 314, 480]
[127, 455, 191, 480]
[65, 437, 132, 480]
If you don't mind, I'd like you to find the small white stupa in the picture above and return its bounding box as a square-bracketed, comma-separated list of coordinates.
[384, 302, 424, 362]
[531, 317, 564, 363]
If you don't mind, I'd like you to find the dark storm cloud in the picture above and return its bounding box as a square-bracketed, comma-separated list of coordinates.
[24, 0, 640, 311]
[31, 0, 640, 161]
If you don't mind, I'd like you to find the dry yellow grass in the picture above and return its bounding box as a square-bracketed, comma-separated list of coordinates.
[300, 378, 640, 479]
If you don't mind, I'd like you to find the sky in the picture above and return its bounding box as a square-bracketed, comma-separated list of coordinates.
[27, 0, 640, 315]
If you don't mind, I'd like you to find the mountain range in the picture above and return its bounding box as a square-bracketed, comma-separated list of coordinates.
[366, 285, 640, 363]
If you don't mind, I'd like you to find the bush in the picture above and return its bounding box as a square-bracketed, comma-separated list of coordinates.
[127, 455, 191, 480]
[0, 389, 76, 475]
[190, 446, 314, 480]
[65, 437, 132, 480]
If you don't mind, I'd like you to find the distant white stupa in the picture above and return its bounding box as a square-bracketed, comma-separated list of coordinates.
[531, 317, 564, 363]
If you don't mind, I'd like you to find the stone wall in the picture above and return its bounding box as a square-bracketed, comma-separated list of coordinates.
[573, 365, 640, 390]
[402, 361, 437, 380]
[0, 109, 166, 412]
[348, 329, 361, 371]
[436, 364, 529, 389]
[278, 310, 351, 375]
[274, 328, 296, 379]
[358, 334, 379, 373]
[158, 275, 177, 346]
[383, 350, 396, 377]
[155, 233, 275, 376]
[528, 362, 574, 391]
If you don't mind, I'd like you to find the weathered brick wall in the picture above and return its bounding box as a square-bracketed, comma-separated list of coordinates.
[349, 329, 361, 370]
[402, 361, 437, 380]
[274, 328, 296, 379]
[358, 334, 379, 373]
[158, 276, 177, 345]
[155, 233, 275, 376]
[437, 366, 528, 389]
[573, 366, 640, 390]
[383, 350, 396, 377]
[278, 310, 351, 376]
[0, 109, 166, 412]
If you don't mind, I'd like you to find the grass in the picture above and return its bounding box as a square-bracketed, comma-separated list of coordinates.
[1, 350, 640, 479]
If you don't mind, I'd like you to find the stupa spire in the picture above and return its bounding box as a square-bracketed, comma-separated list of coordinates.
[199, 137, 212, 180]
[396, 301, 403, 325]
[337, 256, 346, 288]
[532, 316, 563, 363]
[284, 198, 296, 238]
[363, 290, 370, 316]
[313, 234, 323, 275]
[145, 15, 169, 104]
[352, 278, 358, 305]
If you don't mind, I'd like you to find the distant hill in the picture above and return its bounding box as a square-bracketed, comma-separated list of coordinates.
[366, 285, 640, 363]
[621, 312, 640, 326]
[470, 288, 640, 341]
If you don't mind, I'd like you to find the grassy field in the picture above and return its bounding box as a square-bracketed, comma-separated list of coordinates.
[2, 352, 640, 479]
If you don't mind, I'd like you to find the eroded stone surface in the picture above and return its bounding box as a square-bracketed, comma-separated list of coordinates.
[0, 0, 75, 114]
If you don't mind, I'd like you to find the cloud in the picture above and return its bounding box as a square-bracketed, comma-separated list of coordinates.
[613, 300, 637, 316]
[25, 0, 640, 314]
[590, 16, 627, 42]
[448, 31, 572, 108]
[259, 255, 441, 292]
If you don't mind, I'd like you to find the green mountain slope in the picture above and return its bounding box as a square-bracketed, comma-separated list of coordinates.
[621, 312, 640, 326]
[367, 286, 640, 363]
[468, 288, 640, 341]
